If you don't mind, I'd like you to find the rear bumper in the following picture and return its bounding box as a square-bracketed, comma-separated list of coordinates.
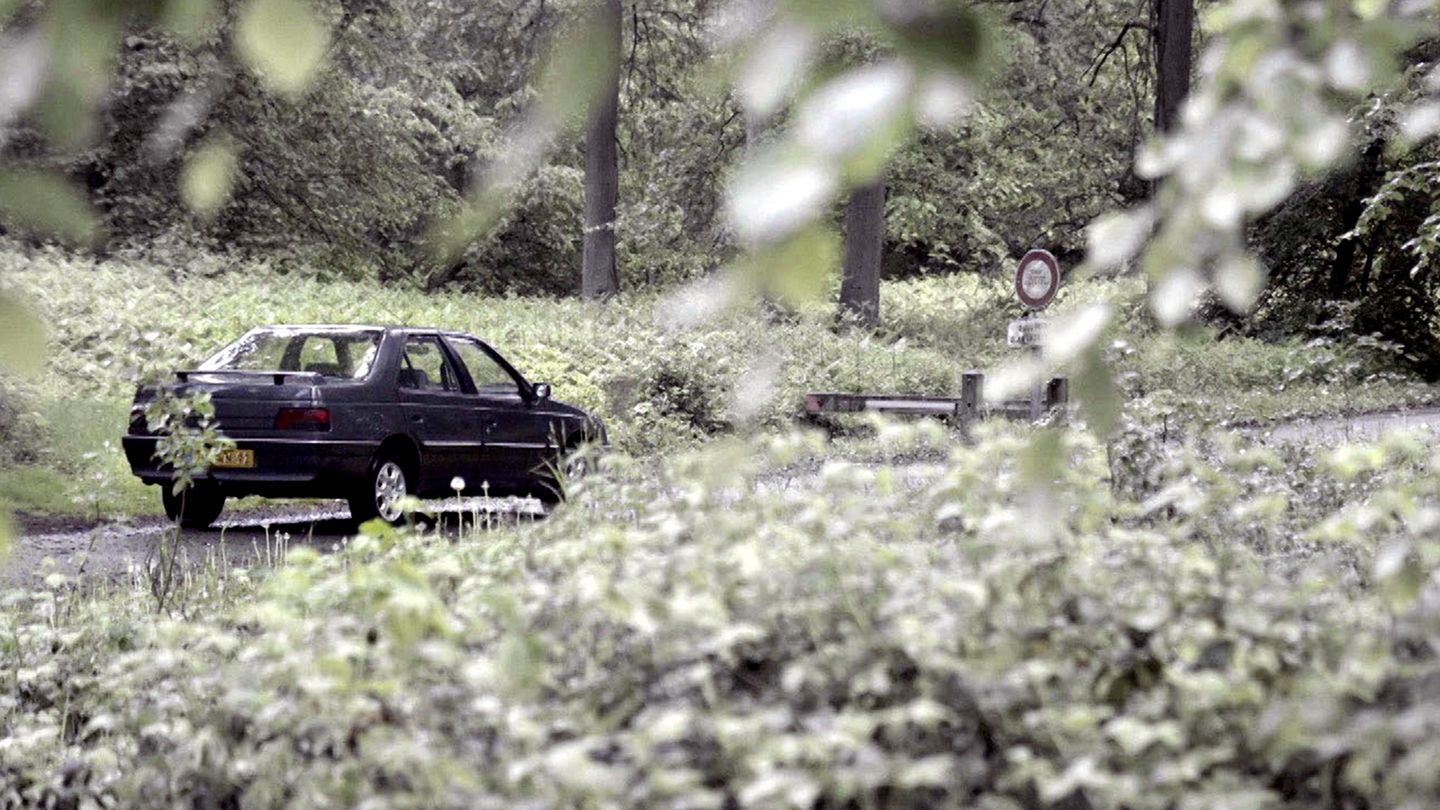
[123, 435, 378, 498]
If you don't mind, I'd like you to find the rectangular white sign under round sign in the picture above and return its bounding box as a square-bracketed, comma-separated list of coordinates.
[1007, 318, 1047, 348]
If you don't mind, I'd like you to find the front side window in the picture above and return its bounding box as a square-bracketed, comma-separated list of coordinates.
[399, 336, 458, 391]
[200, 328, 382, 379]
[449, 338, 521, 395]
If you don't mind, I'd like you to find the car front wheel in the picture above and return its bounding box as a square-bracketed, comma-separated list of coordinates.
[350, 456, 410, 526]
[536, 442, 591, 505]
[161, 484, 225, 529]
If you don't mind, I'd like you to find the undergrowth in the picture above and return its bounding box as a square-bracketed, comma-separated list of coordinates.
[0, 242, 1433, 518]
[2, 422, 1439, 807]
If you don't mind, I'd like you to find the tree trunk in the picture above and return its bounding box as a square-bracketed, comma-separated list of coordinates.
[839, 177, 886, 328]
[581, 0, 622, 300]
[1328, 139, 1386, 299]
[1151, 0, 1193, 133]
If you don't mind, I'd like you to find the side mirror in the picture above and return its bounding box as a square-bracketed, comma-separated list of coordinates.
[532, 382, 552, 401]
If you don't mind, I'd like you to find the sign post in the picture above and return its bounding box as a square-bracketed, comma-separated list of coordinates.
[1011, 249, 1060, 421]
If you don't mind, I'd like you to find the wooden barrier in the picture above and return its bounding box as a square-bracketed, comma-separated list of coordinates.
[803, 372, 1067, 422]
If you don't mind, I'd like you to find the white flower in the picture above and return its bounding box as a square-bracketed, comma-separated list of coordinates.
[450, 476, 466, 492]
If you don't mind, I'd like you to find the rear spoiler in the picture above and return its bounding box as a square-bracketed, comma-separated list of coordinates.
[175, 369, 325, 385]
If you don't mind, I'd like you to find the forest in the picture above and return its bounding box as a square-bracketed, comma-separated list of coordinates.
[4, 0, 1440, 806]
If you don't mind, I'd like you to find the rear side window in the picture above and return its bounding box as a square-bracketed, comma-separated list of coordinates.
[201, 328, 382, 379]
[399, 336, 459, 391]
[296, 337, 341, 376]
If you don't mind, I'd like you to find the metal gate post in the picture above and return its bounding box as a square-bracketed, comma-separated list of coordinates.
[1046, 376, 1069, 409]
[1028, 344, 1043, 421]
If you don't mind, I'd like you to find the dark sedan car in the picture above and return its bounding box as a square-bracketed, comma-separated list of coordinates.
[123, 325, 605, 527]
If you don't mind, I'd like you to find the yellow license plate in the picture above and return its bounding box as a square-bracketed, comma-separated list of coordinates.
[214, 449, 255, 469]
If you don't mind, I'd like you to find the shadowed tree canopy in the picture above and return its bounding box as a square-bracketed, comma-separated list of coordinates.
[0, 0, 1160, 295]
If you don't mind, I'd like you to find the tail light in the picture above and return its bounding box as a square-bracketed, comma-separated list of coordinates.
[274, 407, 331, 431]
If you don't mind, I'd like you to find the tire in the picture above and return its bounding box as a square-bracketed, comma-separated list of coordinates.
[536, 443, 590, 505]
[350, 455, 411, 526]
[161, 484, 225, 529]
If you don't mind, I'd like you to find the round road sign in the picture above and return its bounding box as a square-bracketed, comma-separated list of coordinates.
[1015, 249, 1060, 310]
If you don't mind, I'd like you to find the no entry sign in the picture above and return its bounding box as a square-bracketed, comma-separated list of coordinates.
[1015, 249, 1060, 310]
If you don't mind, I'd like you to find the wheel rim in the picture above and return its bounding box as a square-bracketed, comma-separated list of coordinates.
[563, 451, 589, 480]
[374, 461, 407, 522]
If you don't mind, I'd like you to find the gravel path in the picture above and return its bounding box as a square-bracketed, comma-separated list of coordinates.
[2, 498, 547, 589]
[1258, 406, 1440, 445]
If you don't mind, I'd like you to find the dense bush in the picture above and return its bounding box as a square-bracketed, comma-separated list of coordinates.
[1244, 39, 1440, 377]
[3, 422, 1440, 807]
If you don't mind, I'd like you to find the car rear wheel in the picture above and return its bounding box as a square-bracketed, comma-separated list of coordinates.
[161, 484, 225, 529]
[350, 456, 410, 526]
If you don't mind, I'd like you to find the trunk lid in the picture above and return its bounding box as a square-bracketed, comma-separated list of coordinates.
[130, 375, 324, 436]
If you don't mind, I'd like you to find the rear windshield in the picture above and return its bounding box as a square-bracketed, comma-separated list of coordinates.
[199, 328, 384, 380]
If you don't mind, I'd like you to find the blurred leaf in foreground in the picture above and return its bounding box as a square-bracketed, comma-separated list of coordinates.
[0, 169, 101, 246]
[181, 134, 240, 218]
[878, 0, 989, 75]
[727, 147, 836, 246]
[426, 7, 619, 264]
[427, 194, 513, 266]
[792, 60, 914, 184]
[1074, 346, 1121, 437]
[1020, 428, 1063, 490]
[236, 0, 331, 98]
[736, 20, 815, 123]
[0, 292, 46, 377]
[0, 28, 49, 138]
[743, 226, 840, 306]
[535, 3, 622, 128]
[161, 0, 217, 41]
[38, 0, 123, 147]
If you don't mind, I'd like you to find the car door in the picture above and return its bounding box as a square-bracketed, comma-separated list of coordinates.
[443, 336, 555, 482]
[396, 334, 481, 491]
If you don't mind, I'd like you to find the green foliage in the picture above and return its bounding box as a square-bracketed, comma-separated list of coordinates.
[1, 0, 1162, 296]
[1241, 48, 1440, 378]
[3, 424, 1440, 806]
[0, 396, 148, 520]
[143, 389, 233, 495]
[3, 244, 1430, 520]
[1085, 0, 1438, 333]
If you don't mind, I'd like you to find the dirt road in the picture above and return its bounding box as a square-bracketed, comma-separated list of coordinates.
[1258, 405, 1440, 444]
[2, 498, 547, 589]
